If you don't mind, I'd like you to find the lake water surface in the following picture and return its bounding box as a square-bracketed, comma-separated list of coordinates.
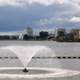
[0, 41, 80, 71]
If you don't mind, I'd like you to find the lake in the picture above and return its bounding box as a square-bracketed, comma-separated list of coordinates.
[0, 41, 80, 71]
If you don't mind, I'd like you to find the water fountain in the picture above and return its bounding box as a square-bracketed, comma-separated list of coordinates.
[0, 45, 80, 80]
[6, 46, 54, 72]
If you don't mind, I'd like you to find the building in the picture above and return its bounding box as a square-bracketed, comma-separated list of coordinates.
[56, 28, 66, 42]
[71, 29, 80, 41]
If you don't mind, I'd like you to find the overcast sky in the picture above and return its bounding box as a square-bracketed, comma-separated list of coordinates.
[0, 0, 80, 31]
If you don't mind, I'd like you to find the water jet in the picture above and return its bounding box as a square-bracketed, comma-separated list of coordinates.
[6, 46, 54, 72]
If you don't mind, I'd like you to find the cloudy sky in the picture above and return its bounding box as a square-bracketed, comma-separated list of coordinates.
[0, 0, 80, 31]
